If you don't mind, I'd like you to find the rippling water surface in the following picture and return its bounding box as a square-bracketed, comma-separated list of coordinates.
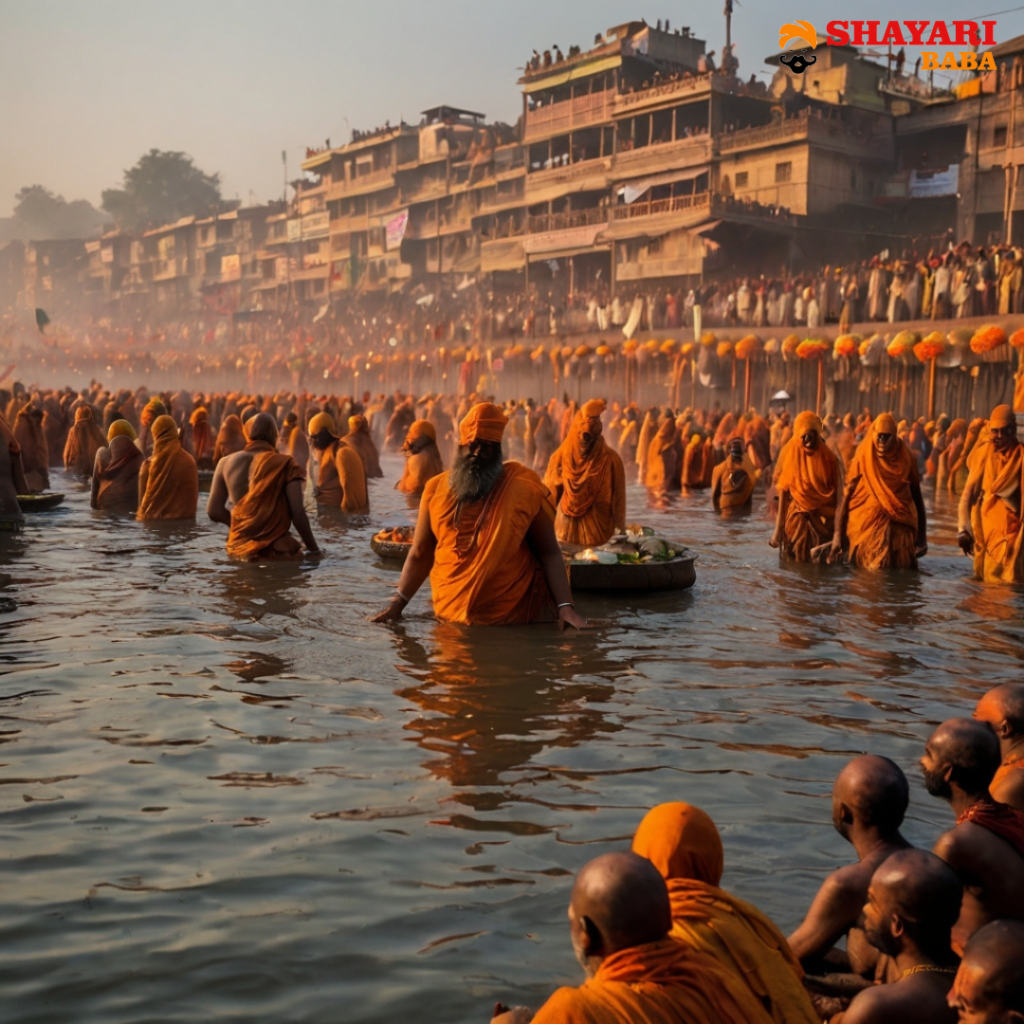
[2, 457, 1022, 1023]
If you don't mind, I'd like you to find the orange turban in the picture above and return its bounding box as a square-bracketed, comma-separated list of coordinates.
[632, 802, 724, 886]
[108, 419, 138, 442]
[793, 412, 822, 437]
[458, 402, 508, 445]
[581, 398, 606, 419]
[406, 419, 436, 443]
[348, 414, 368, 433]
[990, 404, 1014, 429]
[309, 412, 338, 437]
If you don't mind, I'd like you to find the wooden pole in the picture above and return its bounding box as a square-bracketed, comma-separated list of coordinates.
[816, 358, 824, 417]
[927, 356, 937, 421]
[743, 358, 752, 411]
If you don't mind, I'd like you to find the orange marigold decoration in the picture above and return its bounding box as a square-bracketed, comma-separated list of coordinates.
[970, 324, 1008, 353]
[701, 331, 717, 346]
[887, 330, 919, 357]
[797, 338, 829, 360]
[763, 337, 780, 355]
[913, 331, 947, 362]
[681, 341, 695, 356]
[1010, 328, 1024, 349]
[596, 344, 611, 356]
[782, 334, 801, 356]
[717, 340, 734, 358]
[574, 344, 592, 358]
[660, 339, 678, 354]
[736, 334, 763, 359]
[623, 339, 640, 354]
[833, 334, 860, 357]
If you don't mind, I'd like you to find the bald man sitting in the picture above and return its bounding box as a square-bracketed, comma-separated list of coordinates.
[788, 756, 912, 993]
[833, 850, 961, 1024]
[973, 684, 1024, 812]
[491, 851, 775, 1024]
[922, 718, 1024, 955]
[948, 920, 1024, 1022]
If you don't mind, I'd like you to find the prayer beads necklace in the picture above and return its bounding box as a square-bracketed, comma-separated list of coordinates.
[901, 964, 957, 979]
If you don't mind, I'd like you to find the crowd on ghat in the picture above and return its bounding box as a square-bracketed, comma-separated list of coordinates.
[2, 371, 1024, 1022]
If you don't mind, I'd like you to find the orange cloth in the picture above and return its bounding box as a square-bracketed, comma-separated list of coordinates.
[775, 418, 842, 562]
[342, 419, 384, 479]
[845, 414, 920, 569]
[213, 415, 246, 465]
[645, 420, 679, 492]
[712, 450, 758, 509]
[190, 407, 214, 467]
[226, 440, 305, 560]
[406, 419, 436, 443]
[316, 440, 369, 514]
[632, 803, 817, 1024]
[95, 436, 143, 512]
[682, 434, 708, 489]
[13, 404, 48, 493]
[137, 416, 198, 521]
[397, 441, 444, 499]
[532, 938, 776, 1024]
[64, 406, 107, 478]
[544, 408, 626, 546]
[966, 437, 1024, 582]
[458, 402, 508, 445]
[423, 461, 556, 625]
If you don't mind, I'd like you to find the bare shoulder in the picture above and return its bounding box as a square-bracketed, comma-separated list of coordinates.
[844, 976, 954, 1024]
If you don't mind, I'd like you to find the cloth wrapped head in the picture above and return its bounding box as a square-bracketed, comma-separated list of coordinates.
[458, 402, 508, 446]
[190, 407, 209, 427]
[348, 414, 368, 434]
[794, 411, 822, 438]
[151, 415, 180, 446]
[406, 420, 436, 444]
[990, 404, 1015, 429]
[308, 412, 338, 438]
[108, 418, 138, 442]
[632, 802, 724, 886]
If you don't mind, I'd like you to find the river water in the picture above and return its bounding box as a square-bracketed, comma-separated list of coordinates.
[1, 456, 1021, 1023]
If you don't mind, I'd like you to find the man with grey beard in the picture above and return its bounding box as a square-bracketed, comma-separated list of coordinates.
[373, 402, 588, 628]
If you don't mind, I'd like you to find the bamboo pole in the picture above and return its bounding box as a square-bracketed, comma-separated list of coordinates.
[927, 357, 937, 421]
[743, 358, 752, 412]
[816, 358, 824, 417]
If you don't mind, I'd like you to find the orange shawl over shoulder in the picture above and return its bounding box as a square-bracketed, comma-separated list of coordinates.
[137, 416, 198, 521]
[344, 418, 384, 478]
[64, 406, 107, 478]
[396, 442, 444, 498]
[190, 407, 214, 467]
[632, 802, 816, 1024]
[532, 938, 776, 1024]
[95, 436, 144, 512]
[645, 420, 679, 493]
[214, 415, 246, 465]
[226, 441, 305, 560]
[968, 438, 1024, 582]
[424, 461, 556, 626]
[775, 415, 841, 516]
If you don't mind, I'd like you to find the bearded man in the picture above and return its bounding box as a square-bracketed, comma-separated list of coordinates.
[544, 398, 626, 547]
[373, 402, 587, 628]
[958, 405, 1024, 583]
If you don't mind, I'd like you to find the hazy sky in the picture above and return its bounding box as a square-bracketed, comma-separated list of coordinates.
[2, 0, 1022, 218]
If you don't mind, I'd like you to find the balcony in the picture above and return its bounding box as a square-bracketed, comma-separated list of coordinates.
[526, 156, 612, 197]
[524, 88, 615, 142]
[613, 135, 712, 177]
[153, 257, 182, 280]
[611, 192, 710, 221]
[613, 73, 714, 115]
[716, 112, 891, 159]
[526, 207, 608, 234]
[327, 166, 396, 200]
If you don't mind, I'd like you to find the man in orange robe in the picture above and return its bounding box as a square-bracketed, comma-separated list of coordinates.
[373, 403, 586, 629]
[13, 401, 49, 493]
[209, 413, 319, 561]
[712, 437, 759, 511]
[632, 803, 818, 1024]
[771, 412, 843, 561]
[92, 420, 143, 513]
[544, 398, 626, 547]
[396, 420, 444, 501]
[826, 413, 926, 569]
[342, 413, 384, 479]
[309, 412, 369, 514]
[490, 851, 775, 1024]
[974, 684, 1024, 812]
[958, 404, 1024, 583]
[645, 417, 680, 494]
[63, 405, 107, 478]
[190, 407, 214, 470]
[137, 415, 199, 521]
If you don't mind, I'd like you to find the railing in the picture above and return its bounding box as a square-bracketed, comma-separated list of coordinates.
[524, 88, 615, 140]
[611, 192, 710, 220]
[526, 207, 608, 233]
[717, 112, 874, 153]
[711, 194, 796, 226]
[527, 156, 611, 183]
[614, 73, 714, 111]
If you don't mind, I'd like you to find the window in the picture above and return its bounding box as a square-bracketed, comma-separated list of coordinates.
[994, 125, 1008, 147]
[775, 161, 792, 183]
[735, 171, 749, 188]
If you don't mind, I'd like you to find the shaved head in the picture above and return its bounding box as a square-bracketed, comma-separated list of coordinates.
[975, 684, 1024, 738]
[834, 755, 909, 835]
[570, 852, 671, 963]
[246, 413, 278, 446]
[924, 719, 1000, 799]
[952, 920, 1024, 1019]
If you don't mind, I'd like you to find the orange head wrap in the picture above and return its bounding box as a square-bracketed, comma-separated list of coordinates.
[348, 414, 368, 434]
[581, 398, 606, 419]
[308, 412, 338, 437]
[794, 411, 822, 437]
[151, 415, 180, 445]
[406, 419, 436, 444]
[459, 402, 508, 445]
[190, 406, 208, 426]
[873, 413, 898, 437]
[141, 399, 167, 428]
[990, 404, 1015, 429]
[632, 802, 724, 887]
[75, 406, 94, 422]
[108, 418, 138, 442]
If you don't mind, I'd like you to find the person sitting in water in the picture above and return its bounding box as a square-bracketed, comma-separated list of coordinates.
[136, 415, 198, 521]
[208, 413, 319, 561]
[91, 419, 144, 513]
[342, 413, 384, 479]
[948, 919, 1024, 1022]
[788, 756, 912, 993]
[922, 718, 1024, 954]
[543, 398, 626, 547]
[771, 412, 843, 561]
[973, 684, 1024, 812]
[836, 849, 961, 1024]
[373, 402, 586, 629]
[490, 851, 776, 1024]
[189, 406, 214, 470]
[63, 404, 107, 479]
[0, 412, 28, 532]
[711, 436, 759, 511]
[823, 413, 927, 569]
[395, 420, 444, 502]
[631, 802, 818, 1024]
[13, 401, 49, 493]
[309, 412, 369, 514]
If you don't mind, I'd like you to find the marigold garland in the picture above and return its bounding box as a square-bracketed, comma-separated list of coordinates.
[1010, 328, 1024, 349]
[913, 331, 947, 362]
[782, 334, 801, 356]
[834, 334, 860, 357]
[717, 341, 734, 358]
[970, 324, 1008, 353]
[797, 338, 830, 360]
[887, 330, 919, 357]
[736, 334, 763, 359]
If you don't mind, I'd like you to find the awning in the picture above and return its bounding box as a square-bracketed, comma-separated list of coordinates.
[527, 243, 611, 262]
[617, 167, 709, 204]
[523, 55, 621, 93]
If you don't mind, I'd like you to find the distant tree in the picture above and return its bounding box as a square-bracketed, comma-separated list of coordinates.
[101, 149, 222, 229]
[2, 185, 105, 241]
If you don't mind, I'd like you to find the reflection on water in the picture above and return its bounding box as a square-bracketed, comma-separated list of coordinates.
[0, 460, 1023, 1022]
